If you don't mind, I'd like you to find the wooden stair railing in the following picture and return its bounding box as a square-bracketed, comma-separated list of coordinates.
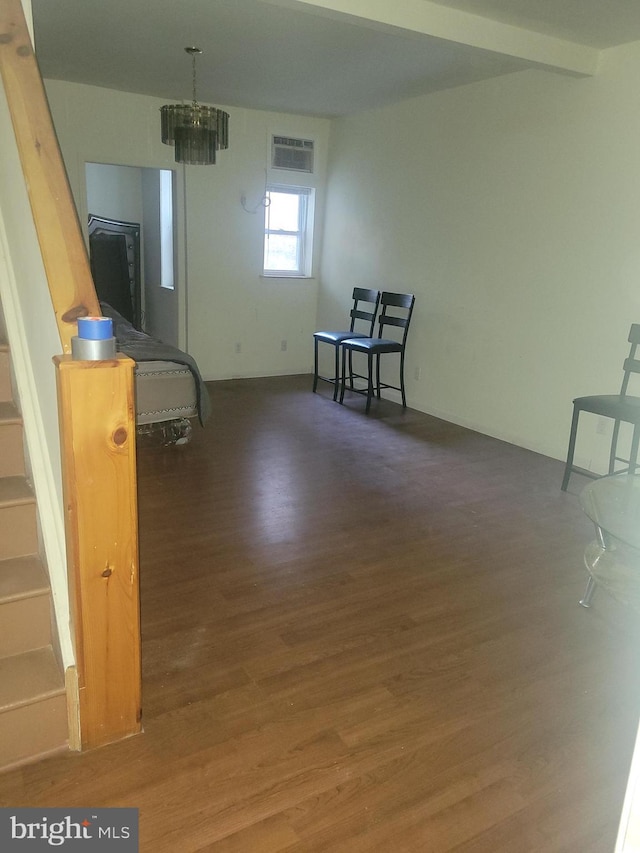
[0, 0, 141, 750]
[0, 1, 99, 348]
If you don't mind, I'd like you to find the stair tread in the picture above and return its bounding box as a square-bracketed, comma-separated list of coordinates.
[0, 401, 20, 424]
[0, 476, 33, 507]
[0, 555, 49, 603]
[0, 647, 64, 712]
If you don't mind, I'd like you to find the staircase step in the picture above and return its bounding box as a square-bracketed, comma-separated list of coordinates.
[0, 401, 20, 424]
[0, 556, 51, 656]
[0, 647, 63, 711]
[0, 477, 37, 560]
[0, 402, 24, 477]
[0, 345, 10, 403]
[0, 647, 67, 769]
[0, 475, 33, 506]
[0, 555, 49, 602]
[0, 338, 68, 770]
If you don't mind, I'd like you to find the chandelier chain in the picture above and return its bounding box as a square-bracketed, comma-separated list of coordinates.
[192, 51, 198, 108]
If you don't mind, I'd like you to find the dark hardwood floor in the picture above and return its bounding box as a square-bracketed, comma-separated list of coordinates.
[1, 374, 639, 851]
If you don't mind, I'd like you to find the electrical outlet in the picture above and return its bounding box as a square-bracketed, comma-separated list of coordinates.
[281, 340, 287, 352]
[596, 417, 608, 435]
[414, 367, 421, 380]
[235, 342, 241, 354]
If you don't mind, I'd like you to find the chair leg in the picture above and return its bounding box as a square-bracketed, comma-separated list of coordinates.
[375, 354, 381, 399]
[630, 424, 640, 474]
[339, 346, 347, 404]
[607, 420, 640, 475]
[332, 344, 340, 401]
[561, 405, 580, 491]
[399, 350, 407, 408]
[608, 419, 621, 474]
[366, 353, 374, 413]
[312, 338, 319, 393]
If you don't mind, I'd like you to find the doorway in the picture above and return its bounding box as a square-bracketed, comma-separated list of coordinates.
[85, 162, 179, 347]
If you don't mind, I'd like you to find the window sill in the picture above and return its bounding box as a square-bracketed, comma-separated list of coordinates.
[260, 274, 316, 281]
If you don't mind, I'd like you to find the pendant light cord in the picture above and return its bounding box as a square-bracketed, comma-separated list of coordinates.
[192, 51, 198, 109]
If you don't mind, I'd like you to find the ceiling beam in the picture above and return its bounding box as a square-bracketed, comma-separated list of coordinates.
[260, 0, 600, 76]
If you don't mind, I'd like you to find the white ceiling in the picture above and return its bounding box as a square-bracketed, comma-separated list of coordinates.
[31, 0, 640, 118]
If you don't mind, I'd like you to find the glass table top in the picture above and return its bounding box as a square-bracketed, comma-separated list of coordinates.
[580, 474, 640, 551]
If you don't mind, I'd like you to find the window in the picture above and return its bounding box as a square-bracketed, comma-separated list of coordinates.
[159, 169, 174, 290]
[263, 185, 314, 277]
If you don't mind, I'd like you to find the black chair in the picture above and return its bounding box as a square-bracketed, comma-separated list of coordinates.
[313, 288, 380, 401]
[561, 323, 640, 491]
[339, 291, 415, 414]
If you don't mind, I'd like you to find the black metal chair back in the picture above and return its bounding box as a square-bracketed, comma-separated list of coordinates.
[561, 323, 640, 490]
[312, 288, 380, 400]
[339, 291, 415, 413]
[375, 290, 414, 344]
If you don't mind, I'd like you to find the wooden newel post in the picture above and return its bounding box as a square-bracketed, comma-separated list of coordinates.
[54, 354, 142, 749]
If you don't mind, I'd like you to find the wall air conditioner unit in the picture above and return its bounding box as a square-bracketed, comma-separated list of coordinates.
[271, 136, 314, 173]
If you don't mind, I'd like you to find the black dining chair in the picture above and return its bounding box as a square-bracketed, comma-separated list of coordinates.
[339, 291, 415, 414]
[313, 287, 380, 401]
[561, 323, 640, 491]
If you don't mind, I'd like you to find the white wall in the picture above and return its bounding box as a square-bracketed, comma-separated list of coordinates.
[44, 80, 331, 380]
[320, 41, 640, 469]
[86, 162, 143, 225]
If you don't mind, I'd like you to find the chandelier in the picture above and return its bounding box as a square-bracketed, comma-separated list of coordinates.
[160, 47, 229, 166]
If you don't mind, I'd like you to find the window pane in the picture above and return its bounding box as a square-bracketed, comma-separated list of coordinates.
[267, 192, 300, 232]
[262, 183, 313, 277]
[264, 234, 299, 271]
[159, 169, 174, 290]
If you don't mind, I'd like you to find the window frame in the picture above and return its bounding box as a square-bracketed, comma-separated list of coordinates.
[263, 184, 314, 278]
